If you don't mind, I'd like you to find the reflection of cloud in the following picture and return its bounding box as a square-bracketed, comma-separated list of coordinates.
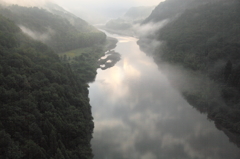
[194, 123, 214, 137]
[117, 36, 136, 42]
[119, 40, 130, 43]
[141, 152, 157, 159]
[94, 119, 126, 132]
[123, 58, 141, 79]
[161, 134, 203, 159]
[90, 35, 240, 159]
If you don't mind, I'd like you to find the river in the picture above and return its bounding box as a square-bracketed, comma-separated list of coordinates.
[89, 32, 240, 159]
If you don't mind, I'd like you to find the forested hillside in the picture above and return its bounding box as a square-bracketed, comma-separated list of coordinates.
[102, 6, 154, 36]
[124, 6, 155, 21]
[142, 0, 201, 24]
[0, 4, 106, 53]
[139, 0, 240, 138]
[0, 14, 95, 158]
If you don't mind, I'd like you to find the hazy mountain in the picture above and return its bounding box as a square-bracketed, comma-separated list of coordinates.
[0, 3, 106, 52]
[138, 0, 240, 141]
[103, 6, 155, 35]
[123, 6, 155, 22]
[142, 0, 212, 24]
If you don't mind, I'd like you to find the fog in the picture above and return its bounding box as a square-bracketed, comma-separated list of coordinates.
[1, 0, 239, 158]
[135, 17, 227, 115]
[0, 0, 165, 23]
[89, 33, 240, 159]
[134, 19, 169, 37]
[19, 25, 54, 42]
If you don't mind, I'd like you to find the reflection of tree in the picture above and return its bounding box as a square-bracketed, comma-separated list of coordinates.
[98, 51, 121, 70]
[215, 123, 240, 148]
[138, 0, 240, 150]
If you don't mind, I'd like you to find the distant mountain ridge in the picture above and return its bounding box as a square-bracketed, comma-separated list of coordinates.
[0, 3, 106, 53]
[102, 5, 155, 36]
[123, 6, 155, 21]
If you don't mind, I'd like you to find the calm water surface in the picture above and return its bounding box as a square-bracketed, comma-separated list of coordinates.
[89, 33, 240, 159]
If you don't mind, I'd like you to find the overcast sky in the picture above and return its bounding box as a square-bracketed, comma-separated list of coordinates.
[0, 0, 165, 23]
[54, 0, 165, 23]
[55, 0, 163, 7]
[0, 0, 163, 8]
[53, 0, 164, 18]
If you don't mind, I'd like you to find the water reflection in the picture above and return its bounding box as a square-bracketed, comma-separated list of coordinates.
[89, 34, 240, 159]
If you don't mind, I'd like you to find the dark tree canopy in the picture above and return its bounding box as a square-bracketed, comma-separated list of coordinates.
[139, 0, 240, 142]
[0, 14, 95, 159]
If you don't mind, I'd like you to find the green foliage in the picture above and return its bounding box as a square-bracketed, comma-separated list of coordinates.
[0, 15, 94, 158]
[159, 2, 240, 72]
[0, 5, 106, 53]
[142, 0, 204, 24]
[148, 0, 240, 135]
[69, 46, 105, 82]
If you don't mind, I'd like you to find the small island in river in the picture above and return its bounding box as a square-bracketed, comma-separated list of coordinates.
[98, 50, 121, 70]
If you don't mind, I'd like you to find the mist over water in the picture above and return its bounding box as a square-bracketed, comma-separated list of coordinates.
[2, 0, 240, 158]
[89, 32, 240, 159]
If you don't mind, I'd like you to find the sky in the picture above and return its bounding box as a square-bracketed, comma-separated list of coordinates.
[54, 0, 165, 23]
[0, 0, 165, 23]
[0, 0, 163, 11]
[55, 0, 163, 8]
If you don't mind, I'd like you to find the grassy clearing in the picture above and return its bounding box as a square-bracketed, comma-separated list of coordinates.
[59, 47, 93, 58]
[59, 37, 118, 59]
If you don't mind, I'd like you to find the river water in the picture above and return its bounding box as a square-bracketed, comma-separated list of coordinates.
[89, 33, 240, 159]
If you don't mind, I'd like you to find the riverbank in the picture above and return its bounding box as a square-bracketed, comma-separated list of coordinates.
[89, 31, 240, 159]
[137, 0, 240, 147]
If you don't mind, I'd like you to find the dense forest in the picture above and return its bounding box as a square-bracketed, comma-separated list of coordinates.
[0, 4, 106, 53]
[142, 0, 207, 24]
[101, 6, 154, 36]
[139, 0, 240, 140]
[0, 10, 102, 158]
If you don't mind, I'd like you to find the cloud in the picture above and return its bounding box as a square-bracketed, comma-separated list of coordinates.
[134, 19, 169, 37]
[19, 25, 54, 42]
[55, 0, 163, 8]
[0, 0, 51, 6]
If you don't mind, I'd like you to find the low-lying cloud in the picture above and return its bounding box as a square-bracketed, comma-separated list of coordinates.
[0, 0, 51, 7]
[19, 25, 54, 42]
[134, 19, 169, 37]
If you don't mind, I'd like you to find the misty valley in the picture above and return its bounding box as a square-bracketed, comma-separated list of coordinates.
[1, 0, 240, 159]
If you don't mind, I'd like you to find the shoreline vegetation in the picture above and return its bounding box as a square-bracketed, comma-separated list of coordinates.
[59, 36, 119, 82]
[0, 4, 118, 158]
[98, 50, 121, 70]
[137, 0, 240, 147]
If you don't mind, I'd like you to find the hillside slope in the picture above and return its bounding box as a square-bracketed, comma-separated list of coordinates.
[139, 0, 240, 139]
[0, 4, 106, 53]
[0, 14, 94, 159]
